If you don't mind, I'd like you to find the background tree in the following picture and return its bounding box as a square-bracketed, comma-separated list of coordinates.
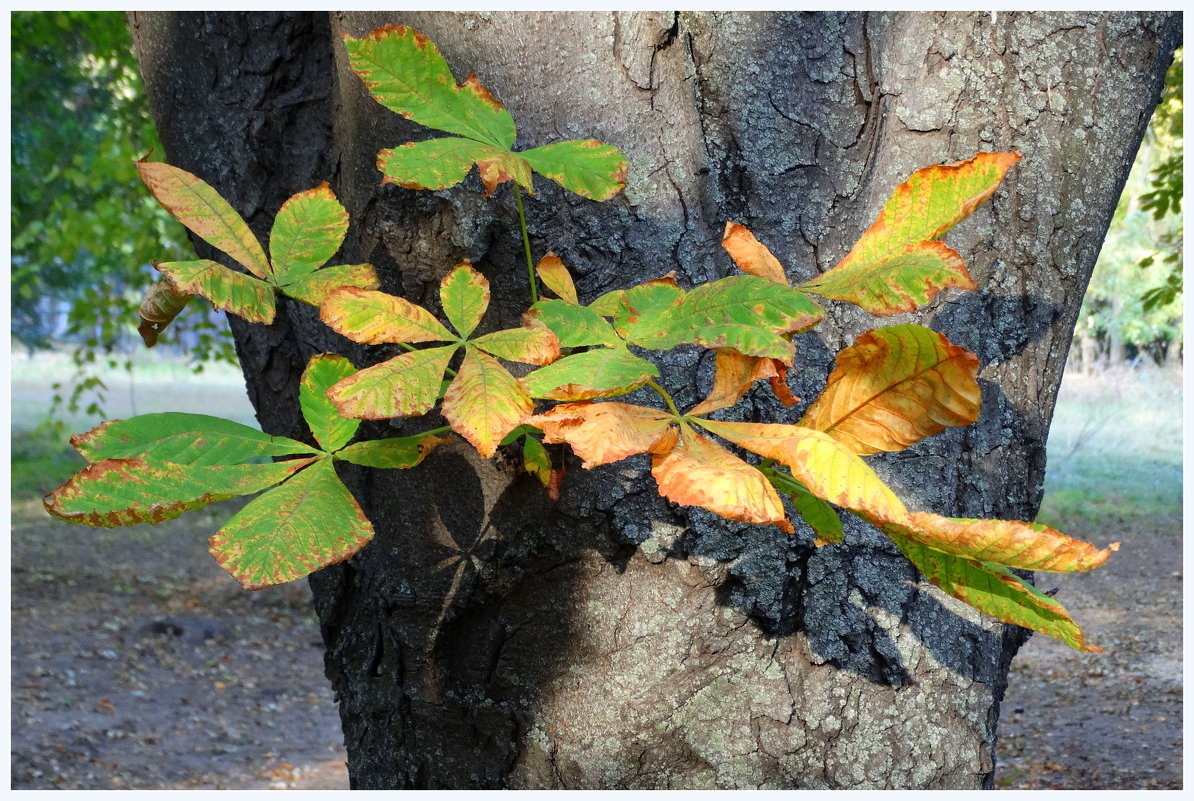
[126, 11, 1180, 789]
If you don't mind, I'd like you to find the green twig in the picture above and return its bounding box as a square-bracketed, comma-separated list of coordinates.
[645, 379, 681, 417]
[513, 184, 539, 303]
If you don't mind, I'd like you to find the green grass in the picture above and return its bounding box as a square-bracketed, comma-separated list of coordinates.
[1036, 364, 1182, 539]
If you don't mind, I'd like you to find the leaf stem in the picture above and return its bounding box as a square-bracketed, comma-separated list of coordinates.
[645, 379, 681, 417]
[513, 184, 539, 303]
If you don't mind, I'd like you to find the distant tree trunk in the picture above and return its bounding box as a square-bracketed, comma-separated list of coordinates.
[131, 10, 1180, 789]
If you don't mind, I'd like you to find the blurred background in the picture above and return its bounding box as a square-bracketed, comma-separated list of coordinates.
[9, 11, 1182, 790]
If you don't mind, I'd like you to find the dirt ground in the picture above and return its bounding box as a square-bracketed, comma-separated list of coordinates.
[995, 535, 1183, 789]
[10, 496, 349, 790]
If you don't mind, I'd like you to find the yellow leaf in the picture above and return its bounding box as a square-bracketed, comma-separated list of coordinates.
[887, 512, 1119, 573]
[320, 287, 454, 344]
[471, 322, 560, 365]
[695, 419, 909, 527]
[689, 349, 785, 417]
[799, 324, 981, 454]
[652, 427, 786, 526]
[440, 262, 490, 338]
[441, 349, 533, 458]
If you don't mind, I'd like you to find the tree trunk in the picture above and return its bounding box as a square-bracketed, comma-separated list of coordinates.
[130, 10, 1180, 789]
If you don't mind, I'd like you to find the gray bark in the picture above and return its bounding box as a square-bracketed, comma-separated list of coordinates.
[130, 10, 1180, 789]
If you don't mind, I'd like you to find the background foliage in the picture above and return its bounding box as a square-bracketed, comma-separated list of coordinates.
[10, 11, 236, 422]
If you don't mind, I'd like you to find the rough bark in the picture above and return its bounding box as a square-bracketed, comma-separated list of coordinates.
[131, 10, 1180, 789]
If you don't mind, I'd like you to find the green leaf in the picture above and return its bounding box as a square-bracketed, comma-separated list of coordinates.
[44, 457, 313, 527]
[521, 345, 658, 400]
[440, 262, 490, 338]
[886, 531, 1101, 653]
[280, 264, 380, 307]
[344, 25, 516, 149]
[320, 287, 455, 344]
[522, 435, 552, 486]
[209, 458, 373, 589]
[268, 183, 349, 284]
[588, 289, 626, 317]
[300, 353, 360, 452]
[612, 278, 685, 341]
[70, 413, 311, 463]
[336, 432, 448, 469]
[326, 345, 458, 420]
[137, 160, 272, 280]
[791, 489, 844, 545]
[154, 260, 276, 325]
[521, 139, 629, 201]
[621, 276, 823, 362]
[528, 299, 620, 347]
[379, 138, 532, 195]
[441, 348, 533, 458]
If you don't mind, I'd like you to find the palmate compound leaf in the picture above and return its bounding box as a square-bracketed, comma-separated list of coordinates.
[137, 159, 272, 280]
[798, 324, 981, 454]
[209, 458, 373, 590]
[322, 263, 559, 455]
[800, 152, 1021, 315]
[135, 165, 377, 343]
[345, 25, 627, 200]
[44, 457, 314, 528]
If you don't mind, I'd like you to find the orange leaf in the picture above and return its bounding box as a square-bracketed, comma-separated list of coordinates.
[722, 222, 788, 285]
[532, 402, 677, 468]
[137, 280, 191, 348]
[651, 427, 786, 526]
[799, 324, 981, 454]
[888, 512, 1119, 573]
[688, 349, 784, 416]
[441, 349, 533, 458]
